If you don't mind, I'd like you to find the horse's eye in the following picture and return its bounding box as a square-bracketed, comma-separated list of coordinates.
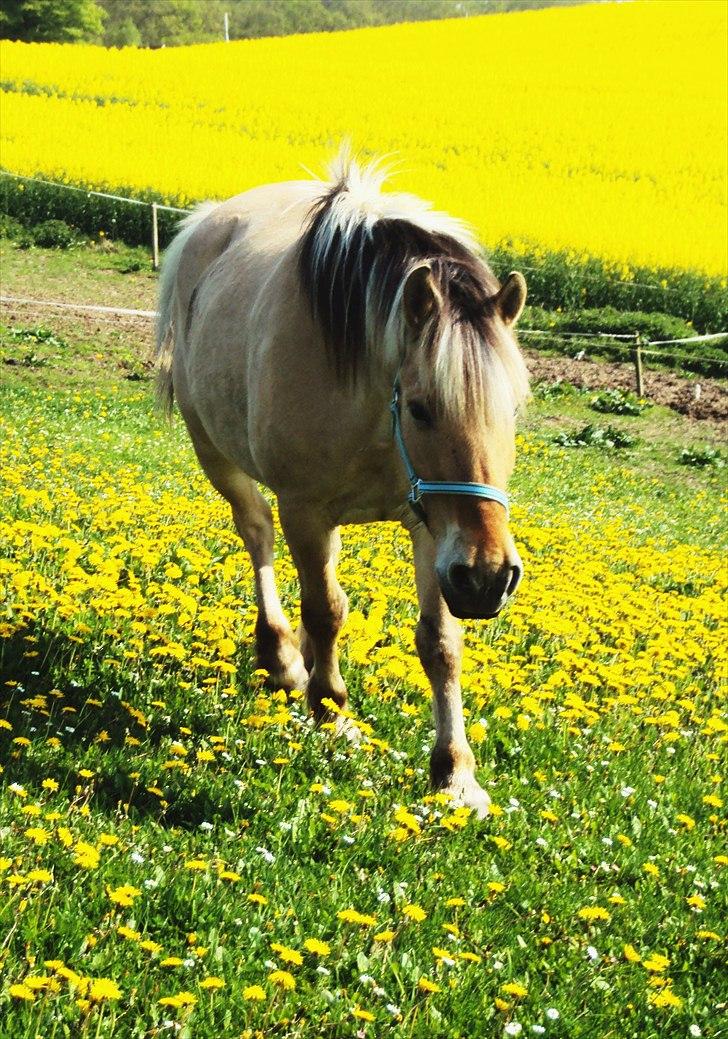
[408, 401, 432, 427]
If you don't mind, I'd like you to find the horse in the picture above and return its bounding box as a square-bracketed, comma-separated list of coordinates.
[155, 151, 529, 817]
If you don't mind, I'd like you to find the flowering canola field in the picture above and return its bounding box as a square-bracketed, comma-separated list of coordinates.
[0, 378, 725, 1037]
[1, 0, 727, 276]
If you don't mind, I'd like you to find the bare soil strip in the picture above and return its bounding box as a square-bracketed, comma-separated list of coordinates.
[2, 297, 726, 422]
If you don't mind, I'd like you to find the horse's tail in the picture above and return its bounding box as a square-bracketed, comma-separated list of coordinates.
[155, 201, 219, 417]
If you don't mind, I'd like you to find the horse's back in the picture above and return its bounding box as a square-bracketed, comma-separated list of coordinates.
[175, 180, 319, 321]
[170, 180, 324, 483]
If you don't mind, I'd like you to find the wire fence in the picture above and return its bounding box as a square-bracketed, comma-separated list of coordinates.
[518, 328, 728, 368]
[2, 172, 726, 391]
[1, 170, 188, 268]
[1, 169, 717, 297]
[0, 171, 188, 215]
[2, 294, 726, 394]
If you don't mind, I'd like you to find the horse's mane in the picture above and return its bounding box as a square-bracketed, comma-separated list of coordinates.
[298, 149, 529, 422]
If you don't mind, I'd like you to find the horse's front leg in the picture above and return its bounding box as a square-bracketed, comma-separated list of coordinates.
[411, 525, 491, 818]
[278, 507, 351, 729]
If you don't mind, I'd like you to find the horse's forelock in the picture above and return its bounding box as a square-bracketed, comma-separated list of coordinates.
[298, 155, 529, 420]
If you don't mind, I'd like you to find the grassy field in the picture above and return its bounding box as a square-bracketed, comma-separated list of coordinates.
[0, 243, 726, 1038]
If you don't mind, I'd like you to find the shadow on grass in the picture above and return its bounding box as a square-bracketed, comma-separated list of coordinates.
[0, 622, 260, 830]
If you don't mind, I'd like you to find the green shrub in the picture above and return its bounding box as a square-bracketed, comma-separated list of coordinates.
[491, 244, 728, 333]
[590, 388, 651, 416]
[0, 213, 23, 238]
[532, 379, 581, 401]
[0, 174, 182, 254]
[554, 423, 636, 449]
[679, 446, 724, 468]
[27, 219, 76, 249]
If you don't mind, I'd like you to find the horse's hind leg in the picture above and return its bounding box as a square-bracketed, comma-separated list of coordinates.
[192, 438, 308, 691]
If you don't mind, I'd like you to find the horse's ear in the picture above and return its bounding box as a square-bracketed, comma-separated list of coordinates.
[494, 271, 527, 326]
[403, 264, 442, 335]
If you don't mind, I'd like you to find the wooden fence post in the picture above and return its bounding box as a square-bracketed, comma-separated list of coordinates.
[151, 203, 159, 271]
[633, 332, 644, 397]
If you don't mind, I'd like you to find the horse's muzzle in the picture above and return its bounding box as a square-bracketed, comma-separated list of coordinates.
[438, 557, 523, 619]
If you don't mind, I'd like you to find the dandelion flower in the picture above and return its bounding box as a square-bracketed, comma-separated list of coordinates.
[502, 982, 528, 997]
[337, 908, 377, 926]
[243, 985, 266, 1001]
[9, 984, 36, 1001]
[200, 977, 225, 989]
[578, 906, 610, 922]
[270, 942, 303, 965]
[402, 903, 427, 922]
[418, 978, 441, 993]
[269, 970, 296, 990]
[89, 978, 122, 1001]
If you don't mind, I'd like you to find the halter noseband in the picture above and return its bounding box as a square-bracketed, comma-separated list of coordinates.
[390, 379, 509, 525]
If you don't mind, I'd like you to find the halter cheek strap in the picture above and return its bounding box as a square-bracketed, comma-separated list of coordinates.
[390, 380, 509, 524]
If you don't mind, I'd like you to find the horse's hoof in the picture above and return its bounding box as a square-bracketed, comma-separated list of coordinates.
[334, 714, 363, 745]
[265, 656, 309, 694]
[442, 775, 491, 820]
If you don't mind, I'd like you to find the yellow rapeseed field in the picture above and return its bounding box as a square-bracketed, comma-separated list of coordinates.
[1, 0, 726, 274]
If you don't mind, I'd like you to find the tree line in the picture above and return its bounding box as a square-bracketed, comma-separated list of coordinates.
[1, 0, 589, 47]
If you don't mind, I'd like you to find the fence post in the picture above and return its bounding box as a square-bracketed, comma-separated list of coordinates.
[151, 203, 159, 271]
[633, 332, 644, 397]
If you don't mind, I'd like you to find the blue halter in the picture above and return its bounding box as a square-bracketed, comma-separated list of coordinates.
[390, 379, 509, 525]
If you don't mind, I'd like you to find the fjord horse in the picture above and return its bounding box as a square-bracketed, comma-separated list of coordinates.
[156, 153, 529, 816]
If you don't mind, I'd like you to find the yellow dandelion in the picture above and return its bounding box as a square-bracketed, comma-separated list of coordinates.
[89, 978, 122, 1001]
[577, 906, 611, 922]
[642, 954, 670, 973]
[502, 982, 528, 997]
[270, 942, 303, 965]
[402, 903, 427, 922]
[158, 991, 198, 1008]
[200, 977, 225, 990]
[649, 988, 683, 1009]
[243, 985, 266, 1001]
[268, 969, 296, 990]
[418, 978, 441, 993]
[337, 908, 377, 926]
[9, 983, 35, 1001]
[107, 884, 141, 907]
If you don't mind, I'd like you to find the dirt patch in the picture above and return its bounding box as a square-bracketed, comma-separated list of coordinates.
[525, 349, 728, 422]
[1, 300, 154, 354]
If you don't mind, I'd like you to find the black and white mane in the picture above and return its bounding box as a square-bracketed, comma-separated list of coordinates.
[299, 153, 529, 420]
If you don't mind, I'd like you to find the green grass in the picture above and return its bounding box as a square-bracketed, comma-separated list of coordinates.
[0, 246, 726, 1039]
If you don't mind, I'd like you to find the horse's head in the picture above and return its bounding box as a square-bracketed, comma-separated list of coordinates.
[397, 264, 529, 620]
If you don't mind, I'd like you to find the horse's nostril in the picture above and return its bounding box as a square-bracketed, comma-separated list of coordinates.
[449, 563, 476, 594]
[507, 562, 523, 597]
